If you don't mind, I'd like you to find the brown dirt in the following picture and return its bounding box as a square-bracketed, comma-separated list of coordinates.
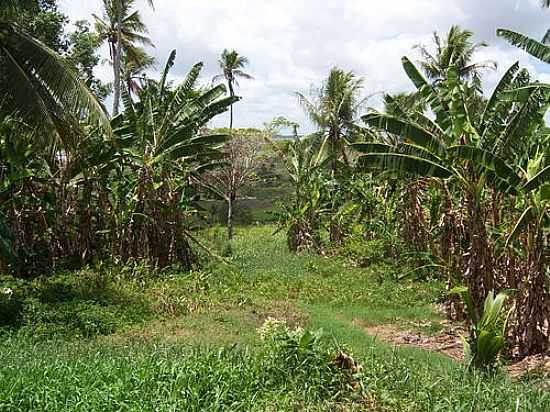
[507, 355, 550, 380]
[354, 319, 550, 382]
[355, 320, 464, 361]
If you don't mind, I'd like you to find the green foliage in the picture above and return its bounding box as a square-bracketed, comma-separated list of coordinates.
[66, 20, 109, 99]
[7, 0, 69, 53]
[0, 327, 361, 411]
[275, 134, 330, 251]
[257, 319, 361, 398]
[355, 35, 550, 355]
[0, 23, 110, 146]
[0, 49, 236, 275]
[451, 287, 510, 369]
[0, 270, 150, 338]
[0, 227, 547, 411]
[341, 236, 387, 267]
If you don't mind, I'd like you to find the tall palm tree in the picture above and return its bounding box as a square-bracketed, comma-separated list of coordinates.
[297, 68, 365, 170]
[213, 49, 253, 129]
[415, 26, 496, 84]
[297, 68, 366, 244]
[94, 0, 154, 116]
[0, 0, 109, 146]
[123, 45, 155, 98]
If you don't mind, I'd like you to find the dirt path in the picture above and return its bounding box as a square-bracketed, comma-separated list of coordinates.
[354, 320, 464, 361]
[354, 319, 550, 383]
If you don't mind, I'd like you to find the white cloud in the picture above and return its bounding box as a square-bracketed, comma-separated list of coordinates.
[59, 0, 550, 132]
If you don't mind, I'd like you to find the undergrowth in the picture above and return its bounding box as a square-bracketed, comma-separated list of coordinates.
[0, 225, 547, 410]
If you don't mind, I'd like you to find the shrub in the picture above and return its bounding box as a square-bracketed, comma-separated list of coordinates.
[342, 237, 387, 267]
[257, 318, 363, 399]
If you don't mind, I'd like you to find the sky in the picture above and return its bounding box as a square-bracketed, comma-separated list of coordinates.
[59, 0, 550, 133]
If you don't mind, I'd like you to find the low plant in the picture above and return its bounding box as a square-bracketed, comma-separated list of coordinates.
[451, 287, 511, 369]
[257, 317, 363, 398]
[341, 236, 387, 267]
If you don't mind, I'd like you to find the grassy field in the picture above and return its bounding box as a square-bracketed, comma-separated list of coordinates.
[0, 226, 547, 411]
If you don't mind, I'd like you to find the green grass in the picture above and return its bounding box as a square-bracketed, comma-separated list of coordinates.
[0, 225, 547, 411]
[0, 337, 362, 411]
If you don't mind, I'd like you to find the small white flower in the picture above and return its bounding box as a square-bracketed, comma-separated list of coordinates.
[2, 288, 13, 297]
[257, 317, 286, 340]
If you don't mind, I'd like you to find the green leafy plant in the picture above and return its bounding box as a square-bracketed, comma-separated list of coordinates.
[451, 287, 511, 369]
[257, 317, 362, 395]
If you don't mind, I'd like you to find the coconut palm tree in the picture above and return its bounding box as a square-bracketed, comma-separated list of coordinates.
[94, 0, 154, 116]
[0, 0, 109, 146]
[297, 68, 365, 170]
[213, 49, 253, 129]
[415, 26, 496, 85]
[297, 68, 366, 243]
[123, 45, 155, 98]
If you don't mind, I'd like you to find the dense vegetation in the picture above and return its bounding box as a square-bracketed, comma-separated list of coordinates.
[0, 0, 549, 410]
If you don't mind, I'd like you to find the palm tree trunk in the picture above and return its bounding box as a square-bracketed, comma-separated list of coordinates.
[112, 13, 123, 116]
[228, 80, 234, 130]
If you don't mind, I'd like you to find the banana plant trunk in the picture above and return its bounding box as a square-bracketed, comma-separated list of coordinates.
[440, 185, 465, 321]
[401, 179, 429, 253]
[514, 226, 549, 356]
[464, 188, 493, 317]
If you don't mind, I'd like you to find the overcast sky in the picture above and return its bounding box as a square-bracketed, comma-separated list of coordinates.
[60, 0, 550, 133]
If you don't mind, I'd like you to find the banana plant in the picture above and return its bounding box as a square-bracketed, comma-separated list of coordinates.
[497, 28, 550, 65]
[277, 133, 332, 252]
[505, 150, 550, 355]
[117, 51, 237, 172]
[507, 152, 550, 249]
[354, 56, 548, 318]
[107, 50, 238, 267]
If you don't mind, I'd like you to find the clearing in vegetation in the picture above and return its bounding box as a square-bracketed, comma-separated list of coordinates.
[0, 227, 548, 411]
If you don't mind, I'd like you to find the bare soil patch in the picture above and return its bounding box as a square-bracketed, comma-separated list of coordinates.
[354, 319, 550, 383]
[355, 320, 464, 361]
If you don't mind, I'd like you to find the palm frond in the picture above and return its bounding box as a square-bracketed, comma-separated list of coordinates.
[0, 23, 110, 147]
